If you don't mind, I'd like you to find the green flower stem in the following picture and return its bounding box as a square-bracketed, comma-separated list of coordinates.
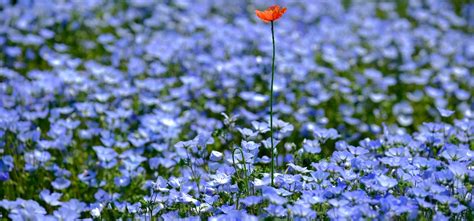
[270, 21, 276, 187]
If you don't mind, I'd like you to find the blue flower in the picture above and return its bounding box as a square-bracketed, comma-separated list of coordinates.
[449, 203, 467, 214]
[52, 177, 71, 190]
[310, 171, 329, 183]
[53, 207, 80, 220]
[376, 175, 398, 189]
[210, 151, 223, 161]
[114, 176, 131, 187]
[302, 139, 321, 154]
[262, 186, 288, 205]
[93, 146, 118, 169]
[288, 203, 316, 218]
[448, 162, 468, 178]
[40, 189, 62, 206]
[240, 196, 262, 207]
[7, 200, 47, 220]
[265, 204, 287, 217]
[314, 128, 340, 142]
[209, 172, 231, 186]
[437, 107, 455, 117]
[434, 194, 456, 204]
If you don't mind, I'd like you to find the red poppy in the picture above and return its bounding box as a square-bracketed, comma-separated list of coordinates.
[255, 5, 287, 23]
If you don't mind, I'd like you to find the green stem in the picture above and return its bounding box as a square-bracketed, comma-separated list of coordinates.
[270, 21, 276, 187]
[232, 148, 249, 194]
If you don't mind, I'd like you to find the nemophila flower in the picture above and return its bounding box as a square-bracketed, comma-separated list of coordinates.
[262, 186, 287, 205]
[416, 198, 434, 209]
[434, 194, 456, 204]
[57, 199, 87, 217]
[273, 119, 294, 133]
[255, 5, 287, 23]
[120, 152, 147, 174]
[314, 128, 340, 142]
[210, 151, 223, 161]
[360, 138, 382, 151]
[380, 156, 410, 168]
[24, 150, 51, 171]
[93, 146, 118, 169]
[265, 204, 286, 217]
[385, 147, 410, 157]
[7, 200, 47, 220]
[347, 145, 369, 157]
[0, 171, 9, 181]
[90, 207, 101, 218]
[331, 151, 354, 166]
[310, 171, 329, 183]
[114, 176, 131, 187]
[209, 172, 231, 186]
[128, 130, 150, 147]
[168, 176, 182, 189]
[180, 192, 199, 204]
[240, 196, 263, 207]
[429, 183, 449, 195]
[94, 189, 110, 202]
[299, 190, 325, 204]
[408, 187, 430, 198]
[252, 121, 270, 133]
[450, 203, 467, 214]
[54, 206, 81, 220]
[289, 203, 316, 218]
[210, 210, 258, 221]
[328, 206, 361, 220]
[52, 177, 71, 190]
[78, 170, 101, 187]
[237, 127, 259, 139]
[262, 137, 281, 150]
[433, 212, 450, 221]
[0, 155, 14, 181]
[376, 175, 398, 189]
[40, 189, 62, 206]
[100, 130, 115, 147]
[258, 156, 271, 164]
[447, 162, 468, 178]
[328, 199, 350, 208]
[343, 190, 369, 203]
[302, 139, 321, 154]
[287, 163, 311, 174]
[437, 107, 455, 117]
[277, 174, 299, 188]
[241, 140, 260, 152]
[439, 144, 470, 161]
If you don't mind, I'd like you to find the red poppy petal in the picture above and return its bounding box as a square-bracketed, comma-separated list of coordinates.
[256, 5, 286, 22]
[261, 11, 273, 21]
[255, 10, 267, 21]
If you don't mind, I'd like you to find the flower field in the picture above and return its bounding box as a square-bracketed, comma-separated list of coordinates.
[0, 0, 473, 220]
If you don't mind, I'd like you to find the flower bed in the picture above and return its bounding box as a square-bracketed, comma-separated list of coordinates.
[0, 0, 473, 220]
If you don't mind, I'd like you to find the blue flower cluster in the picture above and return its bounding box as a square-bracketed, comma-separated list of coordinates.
[0, 0, 473, 220]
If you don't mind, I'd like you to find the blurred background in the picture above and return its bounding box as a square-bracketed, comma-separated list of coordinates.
[0, 0, 473, 154]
